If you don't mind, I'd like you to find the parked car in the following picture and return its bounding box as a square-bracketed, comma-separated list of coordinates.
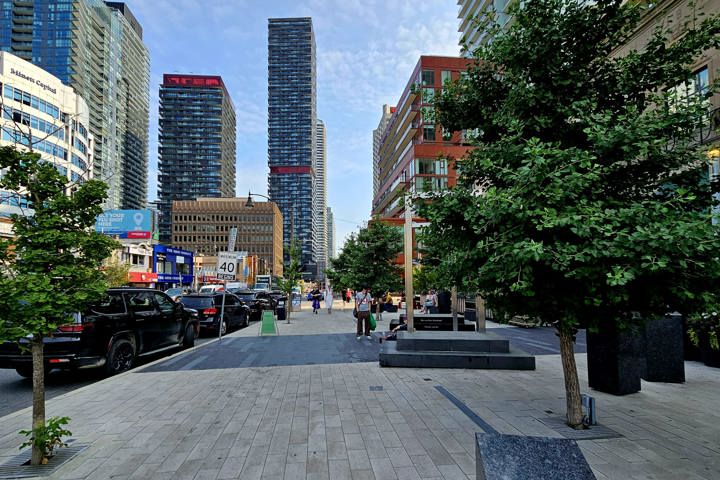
[231, 290, 277, 321]
[268, 289, 286, 302]
[0, 288, 199, 377]
[180, 293, 250, 335]
[164, 287, 184, 302]
[198, 284, 225, 294]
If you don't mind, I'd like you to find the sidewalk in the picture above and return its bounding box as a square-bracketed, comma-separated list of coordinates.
[0, 301, 718, 479]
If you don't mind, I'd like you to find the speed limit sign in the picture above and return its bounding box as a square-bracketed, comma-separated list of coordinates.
[216, 252, 237, 280]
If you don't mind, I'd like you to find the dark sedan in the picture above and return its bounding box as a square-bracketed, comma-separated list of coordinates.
[0, 288, 199, 377]
[180, 293, 250, 335]
[230, 290, 276, 321]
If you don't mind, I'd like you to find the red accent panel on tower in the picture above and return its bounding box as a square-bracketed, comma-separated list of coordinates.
[270, 166, 312, 174]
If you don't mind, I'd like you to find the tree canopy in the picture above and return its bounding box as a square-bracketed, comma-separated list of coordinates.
[0, 147, 118, 340]
[422, 0, 720, 329]
[326, 220, 403, 298]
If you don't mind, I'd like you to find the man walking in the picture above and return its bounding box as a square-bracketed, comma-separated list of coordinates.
[355, 286, 372, 340]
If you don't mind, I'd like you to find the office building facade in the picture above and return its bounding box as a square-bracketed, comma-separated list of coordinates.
[0, 0, 150, 210]
[158, 74, 236, 244]
[0, 51, 92, 238]
[314, 119, 327, 279]
[171, 197, 284, 278]
[268, 17, 317, 278]
[372, 56, 472, 220]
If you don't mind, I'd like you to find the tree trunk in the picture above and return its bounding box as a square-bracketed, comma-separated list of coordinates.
[558, 325, 584, 429]
[31, 336, 46, 465]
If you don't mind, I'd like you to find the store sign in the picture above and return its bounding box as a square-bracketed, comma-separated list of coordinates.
[163, 74, 223, 88]
[9, 68, 57, 94]
[95, 210, 152, 239]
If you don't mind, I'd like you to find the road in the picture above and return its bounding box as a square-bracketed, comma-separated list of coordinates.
[0, 335, 217, 418]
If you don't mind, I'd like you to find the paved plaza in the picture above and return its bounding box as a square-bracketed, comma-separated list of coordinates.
[0, 300, 718, 479]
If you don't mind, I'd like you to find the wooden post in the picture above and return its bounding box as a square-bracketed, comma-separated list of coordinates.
[476, 294, 486, 332]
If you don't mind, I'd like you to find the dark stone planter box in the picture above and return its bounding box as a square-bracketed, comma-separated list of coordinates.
[643, 314, 684, 383]
[699, 336, 720, 368]
[587, 324, 645, 396]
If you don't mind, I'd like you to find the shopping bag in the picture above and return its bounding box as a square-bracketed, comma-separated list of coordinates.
[369, 313, 377, 331]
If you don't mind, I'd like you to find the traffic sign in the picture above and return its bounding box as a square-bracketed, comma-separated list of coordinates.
[216, 252, 238, 280]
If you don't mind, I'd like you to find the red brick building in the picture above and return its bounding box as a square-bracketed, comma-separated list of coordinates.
[372, 56, 474, 220]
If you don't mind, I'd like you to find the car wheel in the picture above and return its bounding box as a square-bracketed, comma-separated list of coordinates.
[243, 312, 249, 328]
[220, 320, 227, 336]
[15, 366, 32, 378]
[182, 324, 195, 348]
[106, 338, 136, 375]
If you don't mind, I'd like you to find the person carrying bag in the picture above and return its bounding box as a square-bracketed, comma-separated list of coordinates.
[355, 286, 372, 340]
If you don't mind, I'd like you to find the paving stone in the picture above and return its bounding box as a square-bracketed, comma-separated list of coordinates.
[283, 461, 307, 480]
[370, 457, 399, 480]
[348, 449, 372, 471]
[261, 453, 286, 479]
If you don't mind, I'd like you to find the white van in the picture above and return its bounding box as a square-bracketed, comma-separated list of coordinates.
[198, 284, 225, 294]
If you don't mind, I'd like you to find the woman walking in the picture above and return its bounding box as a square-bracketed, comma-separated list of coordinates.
[325, 284, 334, 314]
[310, 285, 322, 314]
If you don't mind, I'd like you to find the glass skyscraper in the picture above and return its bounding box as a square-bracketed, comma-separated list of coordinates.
[268, 17, 317, 278]
[314, 119, 327, 280]
[0, 0, 150, 210]
[158, 74, 236, 244]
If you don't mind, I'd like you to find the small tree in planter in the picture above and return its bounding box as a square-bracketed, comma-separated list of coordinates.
[277, 238, 302, 317]
[0, 147, 117, 464]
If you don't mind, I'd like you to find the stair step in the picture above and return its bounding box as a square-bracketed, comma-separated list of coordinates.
[379, 342, 536, 370]
[395, 331, 510, 353]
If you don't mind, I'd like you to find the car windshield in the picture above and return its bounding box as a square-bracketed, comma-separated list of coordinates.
[165, 288, 183, 296]
[234, 292, 256, 301]
[180, 296, 213, 308]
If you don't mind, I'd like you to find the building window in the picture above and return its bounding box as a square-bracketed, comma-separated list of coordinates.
[423, 125, 436, 142]
[668, 66, 710, 107]
[421, 70, 434, 86]
[441, 70, 452, 86]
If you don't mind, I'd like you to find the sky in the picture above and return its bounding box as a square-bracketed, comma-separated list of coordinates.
[122, 0, 461, 251]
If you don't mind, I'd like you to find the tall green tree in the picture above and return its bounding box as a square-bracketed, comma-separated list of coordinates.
[277, 238, 302, 317]
[0, 147, 117, 464]
[326, 220, 403, 309]
[421, 0, 720, 427]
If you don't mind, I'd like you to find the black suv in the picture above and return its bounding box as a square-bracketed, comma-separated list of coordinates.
[0, 288, 199, 377]
[180, 293, 250, 335]
[230, 290, 277, 321]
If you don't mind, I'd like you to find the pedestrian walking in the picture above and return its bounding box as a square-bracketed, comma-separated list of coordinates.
[310, 286, 322, 314]
[346, 289, 352, 304]
[325, 284, 334, 314]
[355, 286, 372, 340]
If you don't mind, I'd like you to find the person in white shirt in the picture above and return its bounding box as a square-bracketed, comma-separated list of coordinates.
[355, 286, 372, 340]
